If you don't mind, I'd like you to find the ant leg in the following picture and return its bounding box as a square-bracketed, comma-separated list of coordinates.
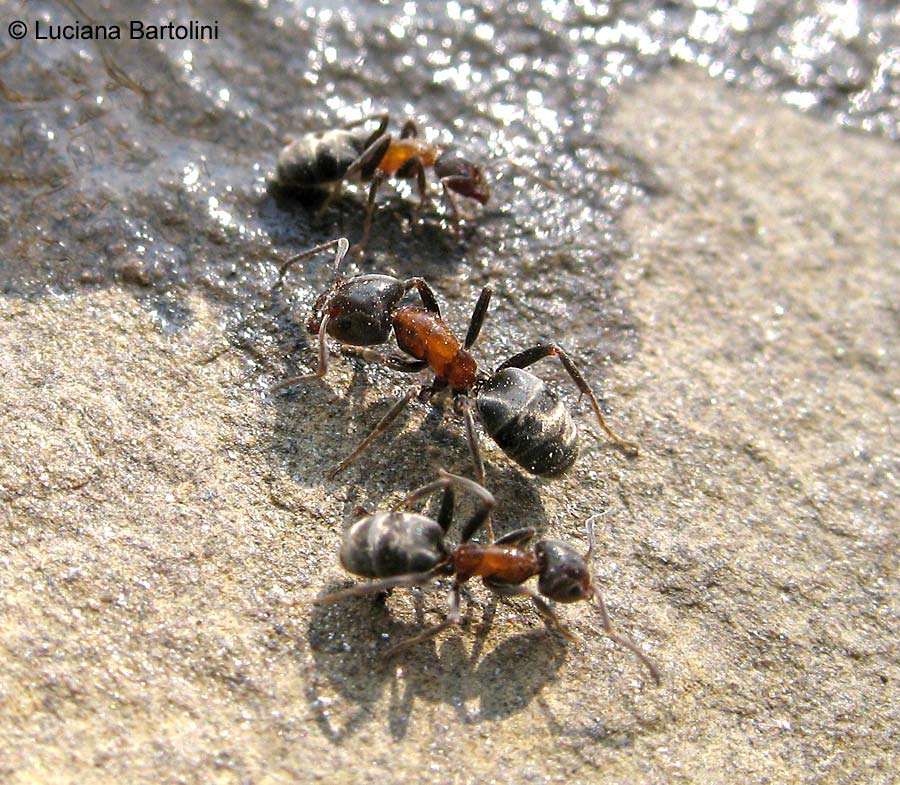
[439, 180, 462, 233]
[393, 470, 495, 540]
[357, 112, 391, 149]
[400, 119, 418, 139]
[464, 286, 493, 349]
[397, 156, 432, 220]
[274, 237, 349, 291]
[462, 410, 491, 541]
[593, 590, 661, 684]
[492, 527, 536, 547]
[341, 111, 390, 138]
[271, 313, 332, 391]
[344, 133, 391, 255]
[450, 469, 495, 543]
[459, 398, 485, 486]
[436, 484, 456, 533]
[412, 158, 430, 219]
[402, 277, 441, 317]
[489, 584, 577, 641]
[353, 170, 387, 257]
[312, 185, 341, 218]
[325, 387, 419, 478]
[385, 581, 462, 656]
[341, 347, 428, 373]
[349, 134, 392, 182]
[311, 566, 444, 605]
[456, 397, 494, 541]
[498, 344, 639, 456]
[391, 474, 454, 513]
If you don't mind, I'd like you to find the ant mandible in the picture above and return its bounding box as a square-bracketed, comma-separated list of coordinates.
[271, 112, 490, 253]
[272, 237, 639, 485]
[312, 470, 660, 683]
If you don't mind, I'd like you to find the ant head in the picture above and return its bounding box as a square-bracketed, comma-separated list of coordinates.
[434, 149, 491, 205]
[308, 274, 406, 344]
[535, 540, 594, 604]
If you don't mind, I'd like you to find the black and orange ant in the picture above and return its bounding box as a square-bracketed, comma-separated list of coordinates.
[273, 238, 638, 484]
[271, 112, 490, 252]
[312, 470, 660, 682]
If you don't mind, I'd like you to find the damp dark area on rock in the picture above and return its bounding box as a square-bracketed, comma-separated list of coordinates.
[0, 0, 896, 365]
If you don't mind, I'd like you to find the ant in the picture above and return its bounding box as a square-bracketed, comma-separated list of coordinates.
[312, 470, 660, 683]
[270, 112, 490, 253]
[272, 237, 638, 486]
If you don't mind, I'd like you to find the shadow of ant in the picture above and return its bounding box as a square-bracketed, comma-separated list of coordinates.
[265, 360, 552, 516]
[266, 178, 474, 274]
[302, 582, 568, 742]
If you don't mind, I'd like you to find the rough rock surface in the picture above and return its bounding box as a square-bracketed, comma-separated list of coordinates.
[1, 68, 898, 784]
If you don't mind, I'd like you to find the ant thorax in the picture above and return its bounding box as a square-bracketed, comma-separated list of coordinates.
[378, 138, 439, 175]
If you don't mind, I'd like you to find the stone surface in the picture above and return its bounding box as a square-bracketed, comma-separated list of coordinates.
[1, 67, 898, 784]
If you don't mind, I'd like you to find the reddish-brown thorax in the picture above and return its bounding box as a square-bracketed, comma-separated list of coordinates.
[392, 305, 477, 390]
[451, 543, 541, 585]
[378, 139, 440, 176]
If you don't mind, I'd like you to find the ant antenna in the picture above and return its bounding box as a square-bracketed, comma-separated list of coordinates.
[592, 589, 661, 684]
[484, 156, 559, 192]
[273, 237, 351, 292]
[584, 510, 659, 683]
[584, 509, 613, 561]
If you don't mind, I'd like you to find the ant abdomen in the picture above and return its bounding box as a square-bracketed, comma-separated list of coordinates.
[340, 512, 449, 578]
[275, 129, 368, 190]
[476, 368, 578, 476]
